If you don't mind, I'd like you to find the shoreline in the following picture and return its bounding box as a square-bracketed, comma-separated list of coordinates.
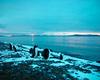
[1, 35, 100, 61]
[0, 41, 100, 80]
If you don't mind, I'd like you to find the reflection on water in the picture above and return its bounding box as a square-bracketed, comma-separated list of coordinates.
[0, 36, 100, 61]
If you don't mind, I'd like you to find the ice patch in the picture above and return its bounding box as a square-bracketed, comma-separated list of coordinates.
[31, 64, 39, 68]
[48, 58, 60, 62]
[22, 45, 32, 49]
[50, 63, 66, 67]
[1, 57, 33, 63]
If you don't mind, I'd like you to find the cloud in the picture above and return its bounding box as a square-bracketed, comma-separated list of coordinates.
[0, 0, 100, 33]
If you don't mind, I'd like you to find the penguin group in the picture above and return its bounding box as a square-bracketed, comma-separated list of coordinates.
[29, 45, 63, 60]
[8, 43, 63, 60]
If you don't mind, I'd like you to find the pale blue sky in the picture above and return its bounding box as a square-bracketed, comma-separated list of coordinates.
[0, 0, 100, 34]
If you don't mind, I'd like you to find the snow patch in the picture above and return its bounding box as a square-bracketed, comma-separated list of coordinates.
[30, 64, 39, 68]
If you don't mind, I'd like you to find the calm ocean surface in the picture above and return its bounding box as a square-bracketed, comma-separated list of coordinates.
[0, 36, 100, 61]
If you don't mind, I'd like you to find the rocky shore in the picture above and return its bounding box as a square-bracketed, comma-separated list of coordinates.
[0, 42, 100, 80]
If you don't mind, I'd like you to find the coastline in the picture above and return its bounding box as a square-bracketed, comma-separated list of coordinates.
[0, 41, 100, 80]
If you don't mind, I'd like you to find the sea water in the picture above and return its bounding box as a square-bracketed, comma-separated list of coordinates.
[0, 36, 100, 61]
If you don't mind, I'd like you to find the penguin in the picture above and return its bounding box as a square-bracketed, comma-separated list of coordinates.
[59, 54, 63, 60]
[42, 48, 49, 59]
[13, 45, 17, 52]
[9, 43, 13, 50]
[31, 45, 38, 58]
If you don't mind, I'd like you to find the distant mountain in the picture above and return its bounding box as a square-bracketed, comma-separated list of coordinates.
[42, 32, 100, 36]
[70, 34, 100, 37]
[0, 32, 100, 37]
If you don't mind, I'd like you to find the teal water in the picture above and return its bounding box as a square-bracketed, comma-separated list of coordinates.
[0, 36, 100, 61]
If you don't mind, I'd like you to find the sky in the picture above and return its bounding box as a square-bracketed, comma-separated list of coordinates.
[0, 0, 100, 34]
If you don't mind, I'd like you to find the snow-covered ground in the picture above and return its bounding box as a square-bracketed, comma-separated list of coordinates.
[0, 42, 100, 80]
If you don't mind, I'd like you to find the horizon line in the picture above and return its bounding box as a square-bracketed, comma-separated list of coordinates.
[1, 32, 100, 36]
